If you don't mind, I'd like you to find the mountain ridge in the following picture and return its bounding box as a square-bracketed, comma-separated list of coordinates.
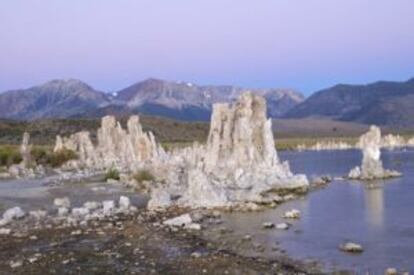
[0, 78, 304, 121]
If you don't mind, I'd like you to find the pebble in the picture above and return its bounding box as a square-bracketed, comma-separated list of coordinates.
[262, 222, 275, 229]
[0, 228, 11, 235]
[283, 209, 301, 219]
[9, 260, 23, 268]
[191, 252, 202, 258]
[275, 223, 289, 230]
[71, 230, 82, 236]
[339, 242, 364, 253]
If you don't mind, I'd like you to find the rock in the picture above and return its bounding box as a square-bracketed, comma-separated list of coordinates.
[148, 93, 309, 210]
[29, 210, 47, 220]
[191, 252, 202, 258]
[147, 188, 172, 211]
[339, 242, 364, 253]
[9, 260, 23, 268]
[83, 201, 101, 210]
[103, 200, 115, 216]
[283, 209, 300, 219]
[54, 115, 166, 171]
[275, 223, 289, 230]
[163, 214, 193, 227]
[71, 207, 90, 218]
[0, 228, 11, 235]
[20, 132, 33, 168]
[54, 197, 71, 208]
[163, 213, 201, 230]
[119, 196, 131, 211]
[1, 207, 26, 225]
[57, 207, 69, 216]
[348, 126, 402, 180]
[262, 222, 275, 229]
[385, 268, 398, 275]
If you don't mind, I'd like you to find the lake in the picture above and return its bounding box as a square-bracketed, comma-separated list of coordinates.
[214, 149, 414, 273]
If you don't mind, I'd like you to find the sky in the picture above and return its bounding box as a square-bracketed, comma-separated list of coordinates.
[0, 0, 413, 96]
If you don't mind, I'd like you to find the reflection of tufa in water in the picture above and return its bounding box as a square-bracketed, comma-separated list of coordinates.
[348, 126, 401, 180]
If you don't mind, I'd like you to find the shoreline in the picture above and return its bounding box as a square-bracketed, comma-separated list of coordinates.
[0, 205, 328, 274]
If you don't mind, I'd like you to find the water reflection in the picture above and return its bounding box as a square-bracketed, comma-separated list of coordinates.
[364, 183, 384, 227]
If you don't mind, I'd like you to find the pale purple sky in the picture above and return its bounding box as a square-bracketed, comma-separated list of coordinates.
[1, 0, 413, 95]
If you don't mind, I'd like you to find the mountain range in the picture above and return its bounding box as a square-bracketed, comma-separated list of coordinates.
[285, 78, 414, 127]
[0, 77, 413, 128]
[0, 78, 304, 121]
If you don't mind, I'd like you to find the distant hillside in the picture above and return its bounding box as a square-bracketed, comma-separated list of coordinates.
[0, 78, 304, 121]
[0, 79, 110, 120]
[285, 78, 414, 127]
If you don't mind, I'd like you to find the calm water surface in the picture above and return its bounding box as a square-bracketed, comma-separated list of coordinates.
[218, 149, 414, 273]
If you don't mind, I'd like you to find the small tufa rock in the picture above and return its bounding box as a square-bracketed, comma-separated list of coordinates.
[339, 242, 364, 253]
[103, 200, 115, 216]
[58, 207, 69, 216]
[275, 223, 290, 230]
[119, 196, 131, 210]
[83, 201, 101, 210]
[29, 210, 47, 220]
[191, 252, 202, 258]
[9, 260, 23, 269]
[385, 268, 398, 275]
[283, 209, 301, 219]
[262, 222, 275, 229]
[1, 207, 26, 226]
[163, 213, 201, 230]
[54, 197, 71, 208]
[0, 228, 11, 235]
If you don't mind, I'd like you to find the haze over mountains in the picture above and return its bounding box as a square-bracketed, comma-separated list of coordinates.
[0, 77, 413, 128]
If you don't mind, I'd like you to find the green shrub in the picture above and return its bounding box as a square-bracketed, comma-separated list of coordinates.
[49, 149, 78, 168]
[133, 169, 155, 183]
[31, 147, 77, 168]
[0, 146, 22, 167]
[105, 167, 120, 181]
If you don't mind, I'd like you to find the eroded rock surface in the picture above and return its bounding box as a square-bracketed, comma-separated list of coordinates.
[148, 92, 308, 209]
[55, 115, 166, 171]
[348, 126, 401, 180]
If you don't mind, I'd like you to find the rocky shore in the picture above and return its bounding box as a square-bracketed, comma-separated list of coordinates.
[0, 204, 324, 275]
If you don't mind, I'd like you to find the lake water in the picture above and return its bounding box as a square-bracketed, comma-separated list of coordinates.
[0, 149, 413, 273]
[215, 149, 414, 273]
[0, 177, 147, 213]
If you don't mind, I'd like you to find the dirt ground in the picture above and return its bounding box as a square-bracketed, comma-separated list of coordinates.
[0, 210, 330, 275]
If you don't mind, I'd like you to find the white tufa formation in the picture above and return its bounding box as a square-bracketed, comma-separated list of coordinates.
[348, 125, 401, 180]
[148, 92, 308, 209]
[54, 115, 166, 171]
[20, 132, 32, 167]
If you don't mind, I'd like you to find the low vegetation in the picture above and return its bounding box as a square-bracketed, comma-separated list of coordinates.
[0, 146, 22, 167]
[105, 167, 120, 181]
[31, 147, 78, 168]
[133, 169, 155, 183]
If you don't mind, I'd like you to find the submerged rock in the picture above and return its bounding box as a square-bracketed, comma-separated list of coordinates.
[262, 222, 275, 229]
[339, 242, 364, 253]
[283, 209, 301, 219]
[348, 126, 402, 180]
[276, 223, 290, 230]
